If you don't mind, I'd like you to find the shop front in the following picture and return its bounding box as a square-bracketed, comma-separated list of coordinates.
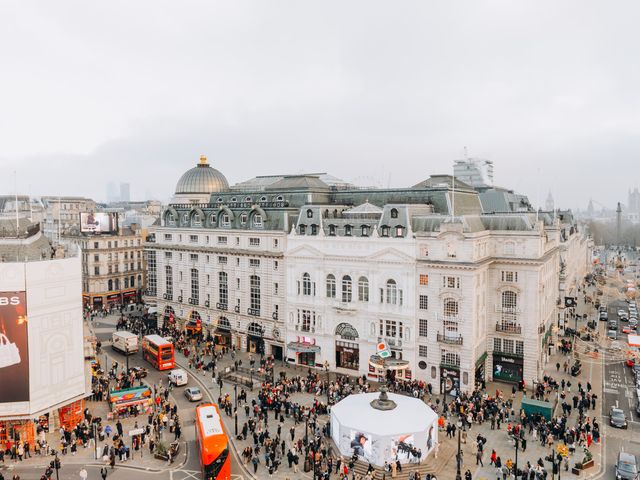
[336, 341, 359, 370]
[247, 322, 265, 354]
[0, 420, 35, 450]
[215, 317, 232, 348]
[92, 296, 104, 309]
[440, 366, 460, 397]
[335, 323, 360, 371]
[287, 337, 320, 367]
[186, 311, 202, 337]
[492, 353, 524, 384]
[122, 289, 137, 302]
[58, 399, 85, 430]
[475, 352, 487, 385]
[106, 293, 121, 307]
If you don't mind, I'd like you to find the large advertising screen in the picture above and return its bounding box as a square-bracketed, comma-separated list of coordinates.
[0, 291, 29, 403]
[80, 212, 117, 233]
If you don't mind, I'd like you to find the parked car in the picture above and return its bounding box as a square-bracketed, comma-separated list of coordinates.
[127, 366, 148, 379]
[630, 318, 638, 329]
[619, 309, 629, 320]
[184, 386, 203, 402]
[610, 407, 628, 429]
[609, 320, 619, 330]
[615, 451, 638, 480]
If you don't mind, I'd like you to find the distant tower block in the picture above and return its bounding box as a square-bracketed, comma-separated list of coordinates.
[616, 202, 622, 245]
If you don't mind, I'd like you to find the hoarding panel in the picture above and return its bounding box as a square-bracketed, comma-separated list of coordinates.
[80, 212, 117, 233]
[0, 291, 29, 403]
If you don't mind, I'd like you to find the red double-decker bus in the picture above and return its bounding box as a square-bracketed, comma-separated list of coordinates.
[141, 335, 174, 370]
[195, 403, 230, 480]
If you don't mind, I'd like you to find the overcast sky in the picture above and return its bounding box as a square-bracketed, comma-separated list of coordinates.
[1, 1, 639, 209]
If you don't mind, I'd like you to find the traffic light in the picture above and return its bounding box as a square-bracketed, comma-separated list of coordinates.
[54, 457, 61, 469]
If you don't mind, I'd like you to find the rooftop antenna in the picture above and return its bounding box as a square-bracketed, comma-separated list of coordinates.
[28, 184, 33, 222]
[451, 160, 456, 220]
[463, 145, 468, 160]
[535, 167, 540, 223]
[14, 171, 18, 235]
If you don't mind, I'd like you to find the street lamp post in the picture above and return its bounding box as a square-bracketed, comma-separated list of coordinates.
[455, 419, 462, 480]
[304, 416, 309, 446]
[514, 436, 519, 479]
[234, 383, 238, 437]
[54, 450, 61, 480]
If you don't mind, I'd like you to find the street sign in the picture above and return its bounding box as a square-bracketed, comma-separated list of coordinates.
[128, 428, 145, 436]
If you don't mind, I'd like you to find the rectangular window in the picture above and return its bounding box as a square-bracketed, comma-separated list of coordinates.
[501, 271, 518, 282]
[189, 235, 198, 243]
[273, 239, 279, 248]
[190, 254, 198, 262]
[218, 256, 227, 265]
[249, 259, 260, 268]
[249, 238, 260, 246]
[250, 275, 260, 313]
[419, 274, 429, 286]
[165, 266, 173, 300]
[217, 236, 227, 245]
[516, 341, 524, 356]
[274, 261, 279, 270]
[443, 276, 460, 289]
[191, 268, 199, 304]
[147, 250, 157, 297]
[503, 339, 515, 354]
[94, 254, 99, 262]
[419, 295, 429, 310]
[218, 272, 228, 308]
[418, 345, 428, 358]
[164, 234, 172, 241]
[419, 319, 428, 338]
[94, 266, 100, 275]
[494, 338, 502, 352]
[205, 236, 209, 244]
[94, 242, 99, 249]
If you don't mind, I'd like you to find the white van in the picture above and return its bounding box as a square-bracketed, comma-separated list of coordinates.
[112, 331, 139, 355]
[168, 369, 188, 386]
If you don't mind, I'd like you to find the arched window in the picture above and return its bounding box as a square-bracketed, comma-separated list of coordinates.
[302, 273, 312, 296]
[345, 225, 352, 236]
[358, 277, 369, 302]
[240, 213, 248, 225]
[130, 275, 135, 287]
[386, 279, 397, 304]
[326, 274, 336, 298]
[221, 213, 230, 227]
[501, 290, 518, 324]
[335, 323, 359, 341]
[219, 272, 228, 308]
[381, 226, 389, 237]
[230, 197, 237, 203]
[165, 266, 173, 300]
[260, 196, 267, 203]
[192, 212, 201, 226]
[253, 214, 263, 227]
[341, 275, 352, 303]
[114, 278, 120, 290]
[390, 208, 398, 219]
[443, 298, 459, 318]
[250, 275, 261, 313]
[245, 196, 252, 202]
[361, 225, 369, 237]
[306, 209, 313, 218]
[108, 279, 113, 291]
[209, 213, 216, 225]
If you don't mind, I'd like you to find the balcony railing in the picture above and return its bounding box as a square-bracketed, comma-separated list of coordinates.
[495, 322, 522, 334]
[436, 333, 463, 345]
[494, 305, 522, 314]
[295, 325, 315, 333]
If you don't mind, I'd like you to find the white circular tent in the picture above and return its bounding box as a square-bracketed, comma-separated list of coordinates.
[330, 391, 438, 466]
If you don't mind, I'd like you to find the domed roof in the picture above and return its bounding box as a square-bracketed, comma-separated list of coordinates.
[175, 156, 229, 194]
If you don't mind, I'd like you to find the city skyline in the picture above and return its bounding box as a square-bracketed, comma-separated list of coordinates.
[2, 1, 640, 208]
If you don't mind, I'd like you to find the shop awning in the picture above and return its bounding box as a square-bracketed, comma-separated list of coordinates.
[369, 354, 409, 371]
[287, 341, 320, 353]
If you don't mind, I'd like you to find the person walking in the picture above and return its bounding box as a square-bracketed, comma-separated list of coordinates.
[79, 468, 88, 480]
[100, 466, 108, 480]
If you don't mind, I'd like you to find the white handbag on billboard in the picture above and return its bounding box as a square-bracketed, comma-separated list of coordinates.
[0, 333, 21, 368]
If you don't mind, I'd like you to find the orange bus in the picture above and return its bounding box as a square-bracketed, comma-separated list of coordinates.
[141, 335, 174, 371]
[195, 403, 230, 480]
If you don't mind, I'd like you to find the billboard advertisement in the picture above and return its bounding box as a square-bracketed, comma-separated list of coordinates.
[80, 212, 117, 233]
[0, 291, 29, 403]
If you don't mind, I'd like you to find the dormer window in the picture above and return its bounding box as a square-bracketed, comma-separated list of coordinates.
[240, 213, 248, 225]
[390, 208, 398, 219]
[306, 209, 313, 219]
[299, 225, 306, 235]
[245, 196, 252, 202]
[361, 225, 369, 237]
[345, 225, 352, 236]
[217, 197, 223, 203]
[311, 224, 318, 235]
[209, 214, 216, 225]
[381, 226, 389, 237]
[395, 226, 404, 238]
[183, 213, 189, 224]
[276, 195, 284, 202]
[230, 197, 237, 203]
[329, 225, 336, 236]
[260, 196, 267, 203]
[221, 214, 230, 227]
[253, 214, 263, 227]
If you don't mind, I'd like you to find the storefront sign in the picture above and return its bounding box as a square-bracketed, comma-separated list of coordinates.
[492, 353, 524, 383]
[440, 366, 460, 395]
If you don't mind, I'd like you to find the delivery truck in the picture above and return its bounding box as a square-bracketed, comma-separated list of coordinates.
[112, 331, 139, 355]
